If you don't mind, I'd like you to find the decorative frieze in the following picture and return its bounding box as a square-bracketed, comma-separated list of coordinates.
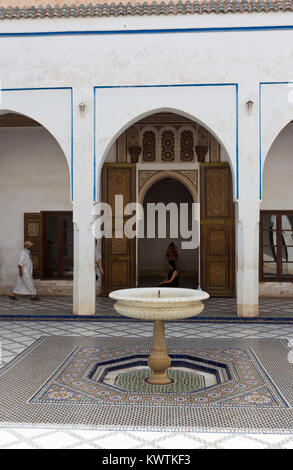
[142, 130, 156, 161]
[115, 114, 221, 165]
[180, 130, 194, 161]
[161, 129, 175, 161]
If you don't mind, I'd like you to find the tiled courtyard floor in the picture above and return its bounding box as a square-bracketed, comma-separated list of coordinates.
[1, 319, 293, 448]
[0, 295, 292, 320]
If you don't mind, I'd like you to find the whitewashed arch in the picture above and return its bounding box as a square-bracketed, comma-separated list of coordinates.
[0, 108, 70, 170]
[262, 118, 293, 170]
[0, 88, 72, 198]
[94, 85, 238, 200]
[260, 82, 293, 198]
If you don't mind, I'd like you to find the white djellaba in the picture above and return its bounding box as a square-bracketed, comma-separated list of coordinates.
[13, 245, 36, 296]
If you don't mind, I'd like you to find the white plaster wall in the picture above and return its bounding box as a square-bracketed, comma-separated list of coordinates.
[2, 12, 293, 306]
[220, 145, 230, 163]
[2, 13, 293, 93]
[104, 142, 116, 163]
[0, 126, 72, 293]
[2, 13, 293, 202]
[0, 14, 292, 210]
[261, 122, 293, 210]
[259, 282, 293, 297]
[0, 89, 72, 181]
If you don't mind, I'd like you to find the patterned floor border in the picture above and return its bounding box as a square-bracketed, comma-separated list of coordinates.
[0, 296, 293, 323]
[1, 315, 293, 324]
[1, 336, 293, 434]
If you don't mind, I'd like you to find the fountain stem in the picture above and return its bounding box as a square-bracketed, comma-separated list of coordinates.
[147, 320, 172, 385]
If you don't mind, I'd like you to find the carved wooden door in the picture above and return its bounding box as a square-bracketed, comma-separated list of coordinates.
[200, 163, 235, 297]
[24, 213, 43, 279]
[101, 164, 136, 295]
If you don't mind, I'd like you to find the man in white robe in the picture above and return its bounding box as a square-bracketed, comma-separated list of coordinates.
[9, 241, 39, 300]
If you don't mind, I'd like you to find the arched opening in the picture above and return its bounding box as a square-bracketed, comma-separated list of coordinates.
[97, 106, 236, 197]
[101, 111, 235, 297]
[0, 111, 73, 297]
[260, 121, 293, 296]
[138, 177, 198, 288]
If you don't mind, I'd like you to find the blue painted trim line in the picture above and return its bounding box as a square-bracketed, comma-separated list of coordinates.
[0, 86, 74, 200]
[235, 83, 239, 199]
[0, 314, 293, 324]
[70, 87, 74, 201]
[93, 86, 97, 201]
[93, 83, 239, 200]
[259, 81, 291, 199]
[1, 86, 71, 91]
[259, 82, 262, 199]
[1, 25, 293, 38]
[96, 83, 238, 89]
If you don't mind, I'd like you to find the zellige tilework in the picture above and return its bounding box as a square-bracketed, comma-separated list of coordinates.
[1, 320, 293, 448]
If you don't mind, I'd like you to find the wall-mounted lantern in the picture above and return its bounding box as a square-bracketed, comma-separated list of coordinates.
[246, 100, 254, 115]
[79, 102, 86, 114]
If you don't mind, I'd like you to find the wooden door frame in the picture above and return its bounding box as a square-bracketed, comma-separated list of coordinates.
[101, 163, 137, 295]
[200, 162, 235, 297]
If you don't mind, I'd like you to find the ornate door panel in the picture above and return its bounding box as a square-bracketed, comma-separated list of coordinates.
[24, 213, 43, 279]
[200, 164, 235, 297]
[102, 164, 136, 295]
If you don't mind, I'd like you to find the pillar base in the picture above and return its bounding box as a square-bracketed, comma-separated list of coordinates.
[146, 374, 172, 385]
[237, 304, 259, 317]
[74, 312, 96, 316]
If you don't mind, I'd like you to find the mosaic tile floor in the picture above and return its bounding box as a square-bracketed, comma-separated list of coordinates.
[0, 295, 293, 321]
[1, 320, 293, 448]
[23, 338, 290, 412]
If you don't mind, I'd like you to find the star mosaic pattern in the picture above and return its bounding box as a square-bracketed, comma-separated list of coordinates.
[1, 320, 293, 448]
[27, 340, 288, 409]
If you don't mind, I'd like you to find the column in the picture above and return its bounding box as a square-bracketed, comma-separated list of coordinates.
[236, 198, 260, 317]
[72, 88, 96, 315]
[236, 85, 260, 317]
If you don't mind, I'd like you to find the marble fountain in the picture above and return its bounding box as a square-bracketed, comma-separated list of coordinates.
[109, 287, 209, 385]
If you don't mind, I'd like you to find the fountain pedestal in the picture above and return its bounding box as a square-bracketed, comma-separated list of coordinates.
[109, 287, 209, 385]
[147, 320, 171, 385]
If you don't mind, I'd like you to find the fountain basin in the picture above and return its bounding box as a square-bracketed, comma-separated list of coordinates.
[109, 287, 209, 321]
[109, 287, 209, 385]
